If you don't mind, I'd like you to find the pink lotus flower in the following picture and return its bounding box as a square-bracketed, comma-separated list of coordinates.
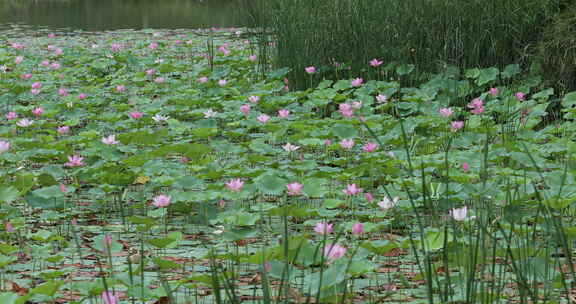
[352, 222, 364, 235]
[31, 107, 44, 117]
[343, 183, 362, 196]
[248, 55, 257, 61]
[14, 56, 24, 64]
[4, 222, 13, 233]
[50, 62, 61, 70]
[116, 85, 125, 92]
[57, 126, 70, 134]
[364, 192, 374, 202]
[154, 77, 165, 84]
[461, 162, 470, 172]
[16, 119, 34, 127]
[471, 106, 484, 115]
[101, 291, 119, 304]
[103, 234, 113, 248]
[59, 183, 66, 193]
[149, 42, 158, 50]
[110, 43, 122, 52]
[338, 103, 354, 118]
[128, 111, 143, 119]
[5, 112, 17, 120]
[323, 243, 347, 261]
[152, 194, 171, 207]
[248, 95, 260, 103]
[41, 60, 50, 67]
[146, 69, 156, 76]
[352, 101, 362, 109]
[515, 92, 525, 101]
[305, 66, 316, 74]
[218, 45, 230, 55]
[451, 121, 464, 132]
[101, 135, 119, 145]
[225, 179, 244, 192]
[48, 33, 56, 38]
[278, 109, 290, 118]
[257, 114, 270, 123]
[439, 108, 453, 118]
[362, 142, 378, 152]
[11, 43, 24, 50]
[370, 58, 383, 67]
[218, 79, 227, 86]
[0, 141, 10, 153]
[65, 155, 84, 167]
[378, 196, 399, 210]
[282, 143, 300, 152]
[451, 206, 468, 221]
[54, 48, 63, 56]
[58, 87, 68, 97]
[468, 98, 483, 109]
[339, 139, 355, 150]
[30, 89, 40, 95]
[31, 82, 42, 90]
[375, 94, 388, 103]
[20, 73, 32, 80]
[47, 45, 56, 51]
[324, 139, 332, 146]
[286, 182, 303, 196]
[467, 98, 484, 115]
[314, 222, 333, 235]
[240, 104, 251, 115]
[197, 77, 209, 83]
[489, 87, 499, 96]
[351, 78, 363, 87]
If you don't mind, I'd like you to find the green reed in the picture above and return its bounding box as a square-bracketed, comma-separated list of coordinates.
[248, 0, 565, 90]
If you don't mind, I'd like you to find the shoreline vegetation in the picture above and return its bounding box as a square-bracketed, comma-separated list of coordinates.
[243, 0, 576, 95]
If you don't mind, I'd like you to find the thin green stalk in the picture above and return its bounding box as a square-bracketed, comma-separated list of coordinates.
[402, 181, 434, 304]
[398, 118, 414, 176]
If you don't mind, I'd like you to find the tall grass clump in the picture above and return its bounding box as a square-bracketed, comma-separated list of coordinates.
[536, 3, 576, 95]
[249, 0, 567, 89]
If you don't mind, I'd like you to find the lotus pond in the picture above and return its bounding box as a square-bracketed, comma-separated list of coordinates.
[1, 29, 576, 304]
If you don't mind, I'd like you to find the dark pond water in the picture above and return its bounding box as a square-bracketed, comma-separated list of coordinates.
[0, 0, 247, 32]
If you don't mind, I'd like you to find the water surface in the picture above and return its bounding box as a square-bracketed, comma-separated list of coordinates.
[0, 0, 245, 32]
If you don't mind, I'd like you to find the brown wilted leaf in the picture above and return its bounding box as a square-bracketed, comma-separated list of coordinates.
[153, 296, 170, 304]
[4, 280, 28, 295]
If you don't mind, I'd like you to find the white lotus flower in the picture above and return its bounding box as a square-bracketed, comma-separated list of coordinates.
[450, 206, 469, 221]
[378, 197, 399, 210]
[16, 119, 34, 127]
[203, 109, 217, 118]
[282, 143, 300, 152]
[152, 114, 169, 123]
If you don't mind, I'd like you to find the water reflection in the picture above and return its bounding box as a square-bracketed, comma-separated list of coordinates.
[0, 0, 245, 31]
